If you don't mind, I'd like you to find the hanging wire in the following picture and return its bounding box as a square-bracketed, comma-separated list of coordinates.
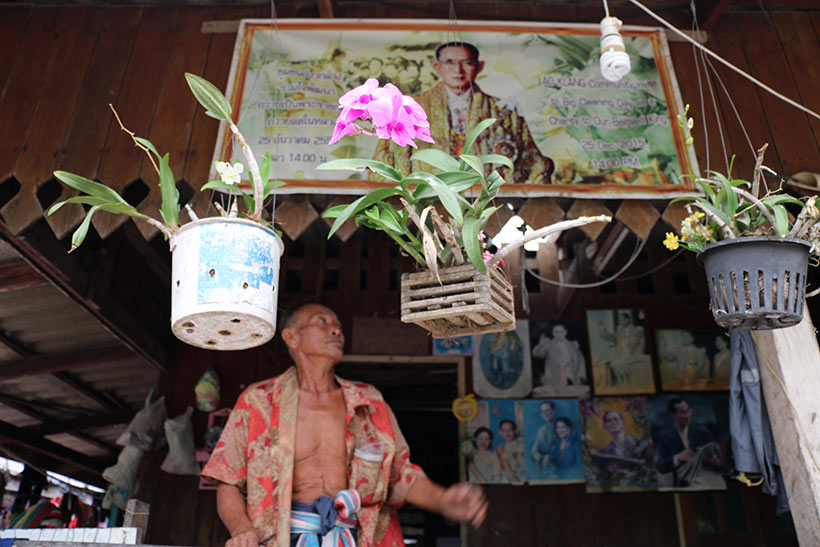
[627, 0, 820, 122]
[602, 0, 610, 18]
[524, 234, 649, 289]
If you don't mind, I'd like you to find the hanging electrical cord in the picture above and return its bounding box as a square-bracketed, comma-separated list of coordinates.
[524, 234, 649, 289]
[627, 0, 820, 122]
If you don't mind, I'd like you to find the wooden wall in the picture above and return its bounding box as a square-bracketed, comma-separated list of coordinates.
[2, 2, 820, 546]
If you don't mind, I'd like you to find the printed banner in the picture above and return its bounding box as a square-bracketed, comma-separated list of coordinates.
[214, 19, 697, 197]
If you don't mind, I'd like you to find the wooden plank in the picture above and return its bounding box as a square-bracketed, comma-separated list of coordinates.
[615, 200, 660, 240]
[134, 6, 215, 240]
[318, 0, 334, 18]
[366, 238, 390, 316]
[772, 11, 820, 172]
[0, 345, 135, 382]
[0, 6, 32, 94]
[51, 371, 126, 411]
[124, 499, 151, 544]
[517, 198, 565, 232]
[185, 5, 259, 221]
[536, 238, 559, 310]
[7, 7, 107, 236]
[697, 0, 732, 29]
[566, 199, 612, 240]
[48, 6, 143, 241]
[94, 6, 182, 239]
[0, 420, 107, 475]
[0, 6, 71, 183]
[275, 196, 319, 241]
[752, 309, 820, 546]
[0, 260, 48, 292]
[321, 197, 359, 242]
[23, 409, 134, 436]
[661, 200, 689, 234]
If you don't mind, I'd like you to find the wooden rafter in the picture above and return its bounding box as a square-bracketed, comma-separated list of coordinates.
[51, 371, 127, 411]
[696, 0, 733, 29]
[317, 0, 334, 18]
[0, 260, 49, 293]
[23, 409, 135, 437]
[0, 420, 108, 475]
[0, 345, 135, 382]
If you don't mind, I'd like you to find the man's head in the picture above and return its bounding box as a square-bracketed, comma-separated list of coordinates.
[281, 302, 344, 365]
[431, 42, 484, 95]
[603, 410, 624, 435]
[552, 325, 568, 339]
[540, 401, 556, 423]
[668, 398, 692, 430]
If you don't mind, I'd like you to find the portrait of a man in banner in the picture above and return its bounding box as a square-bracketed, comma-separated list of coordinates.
[217, 20, 696, 197]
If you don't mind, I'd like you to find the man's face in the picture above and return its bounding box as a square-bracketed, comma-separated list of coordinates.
[671, 401, 692, 429]
[431, 46, 483, 94]
[285, 304, 345, 362]
[540, 403, 555, 423]
[603, 411, 624, 435]
[552, 325, 567, 339]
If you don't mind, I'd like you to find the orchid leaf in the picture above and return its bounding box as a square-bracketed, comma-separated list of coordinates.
[157, 152, 180, 228]
[772, 204, 790, 236]
[459, 154, 486, 182]
[479, 154, 514, 171]
[71, 205, 101, 250]
[315, 158, 401, 183]
[462, 118, 496, 156]
[201, 180, 240, 193]
[185, 72, 232, 122]
[462, 215, 485, 273]
[324, 187, 402, 238]
[259, 152, 271, 187]
[134, 137, 160, 159]
[410, 148, 460, 172]
[53, 171, 128, 205]
[48, 196, 145, 218]
[263, 179, 286, 198]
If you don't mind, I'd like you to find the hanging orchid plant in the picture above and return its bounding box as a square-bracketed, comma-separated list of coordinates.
[318, 78, 515, 278]
[48, 73, 284, 251]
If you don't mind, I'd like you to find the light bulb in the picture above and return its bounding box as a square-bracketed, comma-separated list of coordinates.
[600, 16, 631, 82]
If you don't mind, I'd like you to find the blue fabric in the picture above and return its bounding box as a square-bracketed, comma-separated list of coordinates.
[290, 497, 336, 547]
[1, 540, 27, 546]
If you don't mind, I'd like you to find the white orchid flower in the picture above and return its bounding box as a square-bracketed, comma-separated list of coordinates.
[215, 161, 244, 186]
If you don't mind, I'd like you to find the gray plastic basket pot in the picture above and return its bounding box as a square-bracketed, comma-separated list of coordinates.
[697, 236, 811, 330]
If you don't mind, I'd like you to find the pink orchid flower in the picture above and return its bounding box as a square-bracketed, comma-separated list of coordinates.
[482, 250, 505, 269]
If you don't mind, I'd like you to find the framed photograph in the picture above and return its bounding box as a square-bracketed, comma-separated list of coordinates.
[656, 330, 730, 391]
[214, 19, 696, 197]
[586, 309, 655, 394]
[529, 319, 590, 397]
[523, 399, 585, 484]
[432, 335, 473, 356]
[649, 395, 728, 491]
[463, 399, 526, 484]
[580, 397, 656, 493]
[472, 321, 532, 398]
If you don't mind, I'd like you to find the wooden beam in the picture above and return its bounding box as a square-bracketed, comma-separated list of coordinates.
[0, 420, 107, 475]
[696, 0, 732, 29]
[0, 345, 135, 382]
[23, 409, 134, 436]
[0, 220, 169, 370]
[752, 309, 820, 546]
[0, 260, 48, 293]
[51, 371, 127, 411]
[317, 0, 334, 18]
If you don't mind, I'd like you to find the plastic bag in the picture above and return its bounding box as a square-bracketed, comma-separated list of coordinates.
[161, 407, 200, 476]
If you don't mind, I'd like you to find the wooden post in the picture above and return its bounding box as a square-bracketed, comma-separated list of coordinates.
[124, 498, 151, 544]
[752, 308, 820, 545]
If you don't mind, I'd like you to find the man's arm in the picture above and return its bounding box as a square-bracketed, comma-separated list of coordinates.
[216, 484, 261, 547]
[405, 476, 488, 528]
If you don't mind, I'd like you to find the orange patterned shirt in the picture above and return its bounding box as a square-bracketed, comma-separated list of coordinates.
[201, 366, 425, 547]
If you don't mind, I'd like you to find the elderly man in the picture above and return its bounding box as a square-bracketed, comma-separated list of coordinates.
[202, 303, 487, 547]
[373, 41, 553, 184]
[655, 398, 721, 487]
[530, 401, 557, 470]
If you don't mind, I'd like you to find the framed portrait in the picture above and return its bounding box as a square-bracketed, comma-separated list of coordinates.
[432, 335, 473, 356]
[463, 399, 526, 484]
[649, 395, 728, 491]
[655, 329, 730, 391]
[214, 19, 697, 197]
[472, 321, 532, 398]
[529, 319, 590, 397]
[580, 397, 656, 493]
[586, 309, 655, 395]
[523, 399, 585, 484]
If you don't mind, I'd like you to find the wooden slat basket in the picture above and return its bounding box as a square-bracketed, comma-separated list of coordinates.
[400, 263, 515, 338]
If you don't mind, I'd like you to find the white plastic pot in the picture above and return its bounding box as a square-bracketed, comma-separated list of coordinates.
[170, 217, 284, 350]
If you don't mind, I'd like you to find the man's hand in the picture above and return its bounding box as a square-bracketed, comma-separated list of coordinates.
[226, 523, 261, 547]
[439, 483, 488, 528]
[673, 448, 695, 466]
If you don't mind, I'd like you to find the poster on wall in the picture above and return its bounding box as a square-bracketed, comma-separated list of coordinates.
[213, 19, 697, 197]
[529, 319, 590, 397]
[649, 395, 728, 491]
[523, 399, 585, 484]
[432, 335, 473, 356]
[580, 397, 656, 493]
[586, 309, 655, 395]
[472, 321, 532, 398]
[463, 399, 526, 484]
[655, 330, 730, 391]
